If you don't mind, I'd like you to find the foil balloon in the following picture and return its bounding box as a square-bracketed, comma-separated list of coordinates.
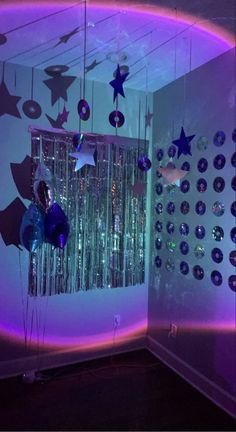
[20, 203, 44, 252]
[44, 202, 70, 249]
[34, 180, 54, 211]
[33, 161, 54, 210]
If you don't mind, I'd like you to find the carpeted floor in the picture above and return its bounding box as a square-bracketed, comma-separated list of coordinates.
[0, 349, 235, 431]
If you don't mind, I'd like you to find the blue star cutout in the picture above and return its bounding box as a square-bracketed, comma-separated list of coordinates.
[172, 127, 195, 158]
[109, 64, 129, 103]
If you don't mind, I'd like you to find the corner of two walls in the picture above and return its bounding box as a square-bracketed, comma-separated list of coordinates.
[0, 60, 153, 377]
[147, 47, 236, 418]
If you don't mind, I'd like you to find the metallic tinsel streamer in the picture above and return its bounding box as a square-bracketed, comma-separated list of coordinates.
[29, 127, 147, 295]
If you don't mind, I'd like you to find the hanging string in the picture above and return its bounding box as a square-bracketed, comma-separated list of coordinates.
[182, 36, 189, 126]
[82, 0, 87, 100]
[91, 80, 94, 133]
[18, 250, 28, 355]
[172, 7, 178, 139]
[1, 61, 5, 82]
[31, 67, 34, 99]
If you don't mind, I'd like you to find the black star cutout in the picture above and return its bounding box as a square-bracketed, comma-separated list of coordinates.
[172, 127, 195, 158]
[55, 27, 80, 46]
[43, 74, 76, 106]
[109, 64, 129, 102]
[45, 113, 64, 129]
[85, 59, 102, 73]
[0, 80, 21, 118]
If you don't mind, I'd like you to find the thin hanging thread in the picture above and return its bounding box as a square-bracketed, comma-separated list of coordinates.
[1, 61, 5, 82]
[182, 36, 189, 126]
[91, 80, 94, 133]
[82, 0, 87, 100]
[172, 7, 178, 139]
[31, 67, 34, 99]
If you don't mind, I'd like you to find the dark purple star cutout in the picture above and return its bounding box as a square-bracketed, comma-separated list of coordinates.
[45, 113, 64, 129]
[109, 64, 129, 102]
[0, 80, 21, 118]
[145, 107, 153, 127]
[172, 127, 195, 158]
[43, 74, 76, 106]
[55, 27, 80, 46]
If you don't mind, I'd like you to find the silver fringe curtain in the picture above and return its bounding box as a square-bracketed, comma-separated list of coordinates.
[29, 127, 147, 296]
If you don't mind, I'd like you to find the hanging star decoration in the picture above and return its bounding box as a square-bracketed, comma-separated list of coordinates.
[43, 73, 76, 106]
[0, 80, 21, 118]
[109, 64, 129, 102]
[70, 139, 96, 171]
[157, 160, 188, 187]
[172, 127, 195, 158]
[145, 107, 153, 127]
[55, 27, 80, 46]
[85, 59, 102, 74]
[45, 113, 65, 129]
[59, 105, 69, 123]
[128, 182, 146, 196]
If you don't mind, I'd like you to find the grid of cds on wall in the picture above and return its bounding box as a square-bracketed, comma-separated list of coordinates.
[154, 128, 236, 292]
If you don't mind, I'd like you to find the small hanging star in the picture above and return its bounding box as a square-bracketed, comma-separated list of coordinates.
[157, 160, 188, 186]
[55, 27, 80, 46]
[59, 105, 69, 123]
[85, 59, 102, 73]
[145, 108, 153, 127]
[44, 74, 76, 106]
[70, 141, 96, 171]
[0, 80, 21, 118]
[45, 113, 64, 129]
[172, 127, 195, 158]
[109, 64, 129, 102]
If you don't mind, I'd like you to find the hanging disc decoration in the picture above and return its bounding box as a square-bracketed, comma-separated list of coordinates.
[109, 110, 125, 128]
[77, 99, 90, 121]
[211, 248, 223, 263]
[232, 128, 236, 143]
[155, 221, 163, 232]
[166, 221, 175, 234]
[180, 261, 189, 275]
[231, 201, 236, 217]
[212, 226, 224, 241]
[229, 250, 236, 267]
[194, 244, 205, 259]
[197, 136, 208, 151]
[228, 275, 236, 292]
[44, 65, 69, 76]
[138, 155, 152, 172]
[195, 225, 205, 239]
[193, 265, 204, 280]
[155, 256, 162, 268]
[231, 152, 236, 168]
[211, 270, 223, 286]
[213, 131, 225, 147]
[213, 177, 225, 193]
[22, 100, 42, 119]
[213, 154, 226, 170]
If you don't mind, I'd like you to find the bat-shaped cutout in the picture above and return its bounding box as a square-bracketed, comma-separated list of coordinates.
[0, 198, 27, 249]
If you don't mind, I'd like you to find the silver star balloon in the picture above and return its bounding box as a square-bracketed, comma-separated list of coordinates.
[69, 141, 96, 171]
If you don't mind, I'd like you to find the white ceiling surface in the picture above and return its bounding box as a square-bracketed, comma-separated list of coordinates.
[0, 2, 235, 92]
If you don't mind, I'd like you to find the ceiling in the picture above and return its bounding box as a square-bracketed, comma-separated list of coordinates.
[0, 0, 235, 92]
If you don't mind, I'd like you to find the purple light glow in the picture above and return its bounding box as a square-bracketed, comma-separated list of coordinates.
[0, 1, 235, 349]
[0, 318, 147, 349]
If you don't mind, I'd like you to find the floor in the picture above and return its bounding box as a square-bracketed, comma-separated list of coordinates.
[0, 349, 235, 431]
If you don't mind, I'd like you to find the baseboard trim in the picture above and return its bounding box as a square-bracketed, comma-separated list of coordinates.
[0, 335, 146, 380]
[147, 335, 236, 419]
